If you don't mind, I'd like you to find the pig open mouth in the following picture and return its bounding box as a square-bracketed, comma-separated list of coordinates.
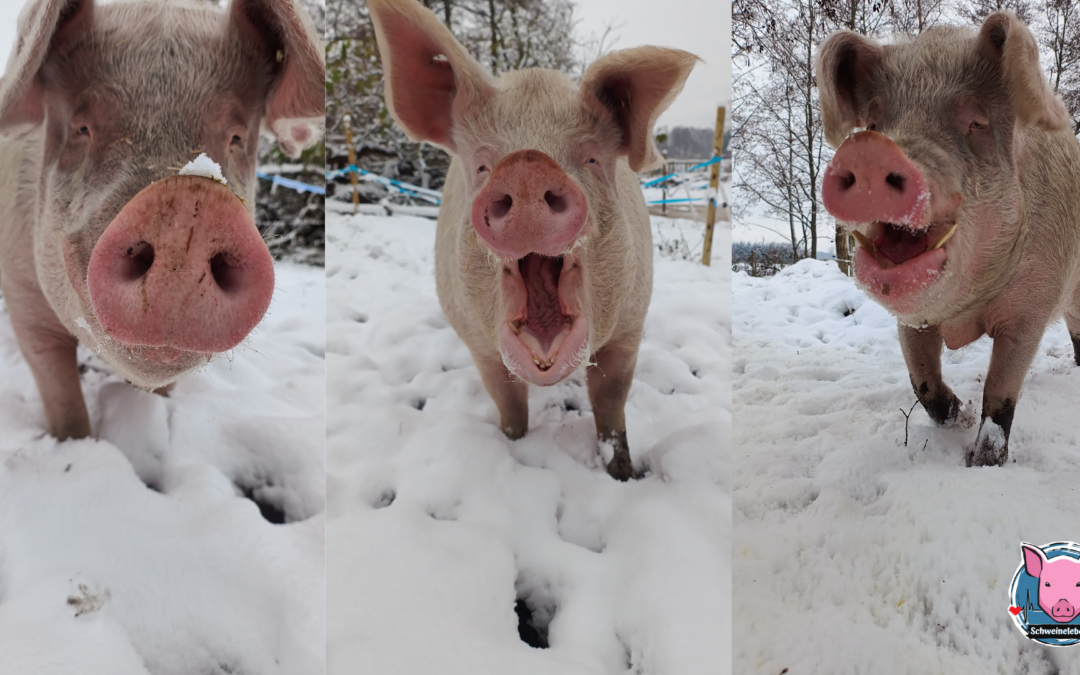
[499, 251, 589, 386]
[850, 219, 956, 303]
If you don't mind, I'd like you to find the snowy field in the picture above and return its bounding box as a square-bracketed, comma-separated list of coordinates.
[0, 263, 326, 674]
[326, 211, 730, 674]
[733, 260, 1080, 673]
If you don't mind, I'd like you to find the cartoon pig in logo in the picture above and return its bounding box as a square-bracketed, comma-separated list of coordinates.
[1023, 543, 1080, 623]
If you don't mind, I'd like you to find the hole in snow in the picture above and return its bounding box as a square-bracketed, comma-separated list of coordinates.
[412, 397, 426, 411]
[236, 481, 287, 524]
[514, 577, 556, 649]
[373, 490, 396, 509]
[515, 599, 550, 649]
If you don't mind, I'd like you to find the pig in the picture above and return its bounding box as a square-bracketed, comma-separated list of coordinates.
[1022, 543, 1080, 623]
[367, 0, 697, 480]
[0, 0, 324, 441]
[816, 11, 1080, 466]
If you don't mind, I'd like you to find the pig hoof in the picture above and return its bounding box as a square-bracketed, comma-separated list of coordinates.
[922, 393, 963, 427]
[965, 420, 1008, 467]
[600, 431, 635, 481]
[606, 454, 635, 482]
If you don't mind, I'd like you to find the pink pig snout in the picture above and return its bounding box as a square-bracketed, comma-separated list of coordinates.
[471, 149, 588, 259]
[87, 175, 274, 354]
[1051, 599, 1077, 621]
[822, 130, 929, 227]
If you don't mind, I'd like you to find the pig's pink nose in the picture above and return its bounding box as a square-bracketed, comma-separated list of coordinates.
[471, 149, 588, 259]
[822, 130, 928, 227]
[87, 175, 274, 353]
[1052, 599, 1077, 620]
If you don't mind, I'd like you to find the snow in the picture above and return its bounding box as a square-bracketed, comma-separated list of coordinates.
[326, 211, 731, 674]
[733, 258, 1080, 672]
[178, 153, 227, 185]
[0, 263, 325, 674]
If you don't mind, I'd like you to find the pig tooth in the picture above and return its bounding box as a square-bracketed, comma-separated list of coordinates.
[929, 223, 958, 251]
[533, 355, 542, 366]
[510, 322, 520, 335]
[852, 230, 876, 254]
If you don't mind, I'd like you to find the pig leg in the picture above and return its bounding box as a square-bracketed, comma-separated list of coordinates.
[1065, 301, 1080, 366]
[968, 329, 1043, 467]
[2, 280, 90, 440]
[898, 323, 962, 426]
[473, 349, 529, 439]
[587, 336, 640, 481]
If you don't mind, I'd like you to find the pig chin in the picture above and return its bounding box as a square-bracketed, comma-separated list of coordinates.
[849, 218, 958, 317]
[497, 251, 589, 386]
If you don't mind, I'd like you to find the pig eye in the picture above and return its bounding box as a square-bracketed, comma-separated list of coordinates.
[477, 165, 488, 174]
[1046, 582, 1051, 586]
[867, 123, 877, 131]
[970, 120, 987, 130]
[231, 134, 243, 146]
[77, 125, 90, 136]
[586, 158, 598, 165]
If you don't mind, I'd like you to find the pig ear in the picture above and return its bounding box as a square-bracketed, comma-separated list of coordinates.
[580, 47, 698, 173]
[979, 11, 1070, 131]
[816, 30, 883, 149]
[367, 0, 494, 154]
[230, 0, 325, 158]
[0, 0, 93, 137]
[1022, 543, 1047, 578]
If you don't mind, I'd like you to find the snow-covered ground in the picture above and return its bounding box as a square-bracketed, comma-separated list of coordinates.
[326, 212, 731, 674]
[733, 259, 1080, 673]
[0, 263, 326, 674]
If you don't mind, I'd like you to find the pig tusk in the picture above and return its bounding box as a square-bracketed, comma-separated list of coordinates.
[928, 223, 958, 251]
[852, 230, 876, 255]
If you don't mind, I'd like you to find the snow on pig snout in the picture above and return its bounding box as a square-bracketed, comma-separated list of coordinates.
[470, 149, 588, 259]
[822, 130, 929, 227]
[86, 175, 275, 359]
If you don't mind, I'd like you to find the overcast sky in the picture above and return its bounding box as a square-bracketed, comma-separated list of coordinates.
[0, 0, 729, 132]
[574, 0, 730, 132]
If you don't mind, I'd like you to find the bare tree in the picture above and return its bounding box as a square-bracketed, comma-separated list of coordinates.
[735, 0, 887, 263]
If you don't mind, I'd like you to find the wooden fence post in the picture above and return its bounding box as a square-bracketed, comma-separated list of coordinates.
[343, 114, 360, 215]
[661, 151, 668, 215]
[702, 106, 725, 267]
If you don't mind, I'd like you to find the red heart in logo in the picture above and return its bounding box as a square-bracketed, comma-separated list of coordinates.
[1009, 606, 1022, 616]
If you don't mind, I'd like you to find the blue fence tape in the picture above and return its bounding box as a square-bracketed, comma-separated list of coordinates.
[326, 154, 722, 205]
[326, 165, 442, 204]
[256, 171, 325, 195]
[641, 156, 722, 188]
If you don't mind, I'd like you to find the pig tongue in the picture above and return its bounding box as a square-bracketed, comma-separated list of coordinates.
[875, 223, 929, 265]
[520, 254, 569, 354]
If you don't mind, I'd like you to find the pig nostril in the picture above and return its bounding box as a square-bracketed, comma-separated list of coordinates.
[544, 191, 567, 213]
[837, 172, 855, 190]
[119, 242, 154, 282]
[210, 252, 241, 293]
[886, 173, 906, 191]
[491, 195, 513, 219]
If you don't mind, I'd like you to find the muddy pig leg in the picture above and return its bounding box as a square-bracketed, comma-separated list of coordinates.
[898, 323, 962, 426]
[473, 348, 529, 440]
[967, 328, 1043, 467]
[587, 334, 641, 481]
[2, 274, 90, 440]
